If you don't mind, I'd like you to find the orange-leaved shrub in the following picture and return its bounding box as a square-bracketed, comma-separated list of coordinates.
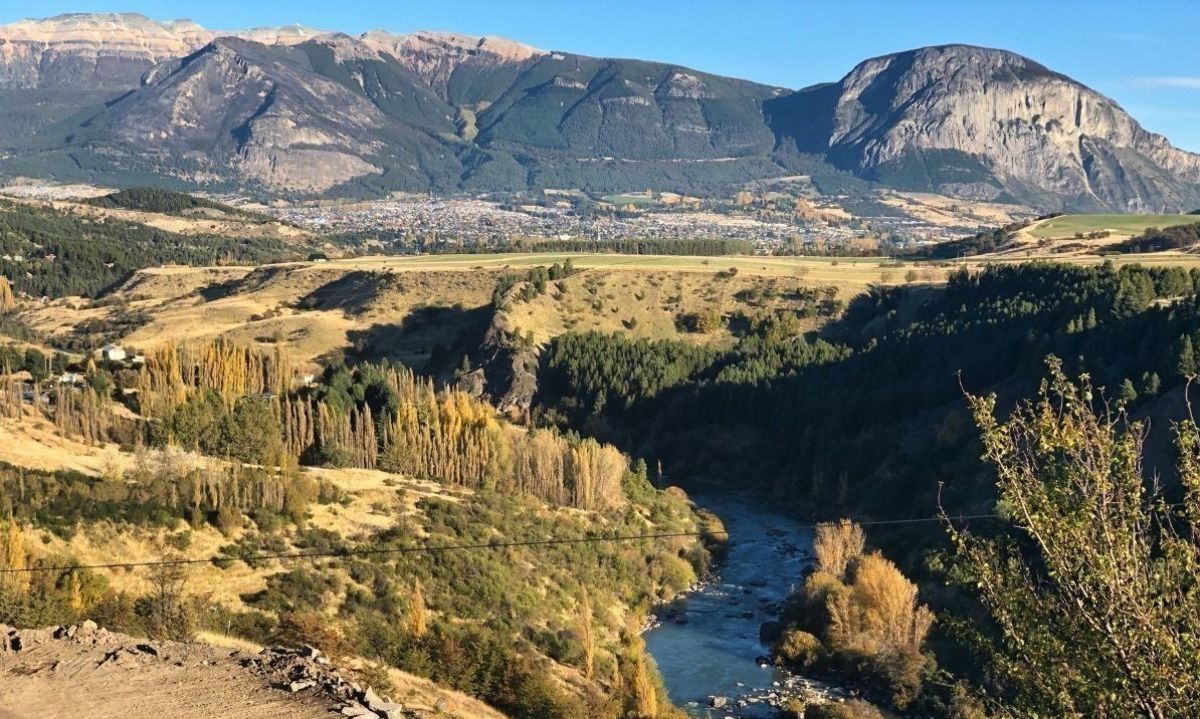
[776, 520, 933, 709]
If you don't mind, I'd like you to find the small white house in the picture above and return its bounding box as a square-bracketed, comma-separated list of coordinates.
[58, 372, 84, 385]
[101, 345, 127, 362]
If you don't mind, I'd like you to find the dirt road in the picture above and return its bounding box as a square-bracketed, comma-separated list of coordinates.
[1, 624, 363, 719]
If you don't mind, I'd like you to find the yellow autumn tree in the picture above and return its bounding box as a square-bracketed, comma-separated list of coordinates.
[408, 578, 428, 639]
[814, 519, 864, 577]
[0, 276, 15, 312]
[784, 520, 933, 709]
[579, 587, 595, 679]
[0, 514, 29, 599]
[628, 648, 658, 718]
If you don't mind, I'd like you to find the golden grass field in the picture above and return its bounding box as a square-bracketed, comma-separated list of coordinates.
[22, 253, 937, 369]
[24, 250, 1200, 372]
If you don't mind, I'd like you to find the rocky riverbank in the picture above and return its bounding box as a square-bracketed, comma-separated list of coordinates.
[644, 494, 858, 717]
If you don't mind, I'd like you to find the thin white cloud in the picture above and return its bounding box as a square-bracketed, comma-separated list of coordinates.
[1135, 76, 1200, 90]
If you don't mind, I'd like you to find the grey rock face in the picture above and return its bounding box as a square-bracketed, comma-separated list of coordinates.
[86, 38, 391, 192]
[778, 44, 1200, 211]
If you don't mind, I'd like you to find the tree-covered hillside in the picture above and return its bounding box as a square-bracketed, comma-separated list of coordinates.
[85, 187, 265, 220]
[537, 261, 1200, 516]
[0, 199, 309, 298]
[532, 260, 1200, 714]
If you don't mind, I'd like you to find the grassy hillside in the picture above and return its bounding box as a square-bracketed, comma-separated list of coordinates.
[0, 336, 711, 719]
[0, 436, 704, 718]
[18, 255, 896, 369]
[1027, 213, 1198, 239]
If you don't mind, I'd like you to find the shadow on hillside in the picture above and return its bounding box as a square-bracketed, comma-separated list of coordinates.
[340, 304, 494, 374]
[297, 271, 391, 315]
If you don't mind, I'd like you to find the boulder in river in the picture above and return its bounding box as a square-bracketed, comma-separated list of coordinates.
[759, 621, 782, 643]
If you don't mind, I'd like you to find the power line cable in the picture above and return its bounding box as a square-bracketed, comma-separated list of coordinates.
[0, 513, 1000, 575]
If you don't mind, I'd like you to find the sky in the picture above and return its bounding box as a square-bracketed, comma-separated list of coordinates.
[3, 0, 1200, 150]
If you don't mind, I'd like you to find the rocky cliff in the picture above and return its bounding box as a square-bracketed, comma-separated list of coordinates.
[769, 45, 1200, 211]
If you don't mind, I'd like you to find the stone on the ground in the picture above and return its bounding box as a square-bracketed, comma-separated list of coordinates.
[340, 703, 378, 718]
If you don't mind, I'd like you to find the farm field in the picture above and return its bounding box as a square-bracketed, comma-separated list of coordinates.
[1027, 213, 1198, 239]
[600, 193, 656, 206]
[306, 249, 1200, 279]
[316, 251, 901, 282]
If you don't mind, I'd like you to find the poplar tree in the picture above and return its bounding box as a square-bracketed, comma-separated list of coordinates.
[408, 578, 428, 639]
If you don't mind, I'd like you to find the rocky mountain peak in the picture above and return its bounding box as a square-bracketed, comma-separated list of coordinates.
[361, 29, 544, 64]
[807, 44, 1200, 210]
[359, 29, 544, 94]
[232, 24, 327, 46]
[94, 35, 391, 193]
[0, 12, 212, 88]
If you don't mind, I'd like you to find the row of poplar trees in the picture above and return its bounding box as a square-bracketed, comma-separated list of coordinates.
[136, 342, 628, 511]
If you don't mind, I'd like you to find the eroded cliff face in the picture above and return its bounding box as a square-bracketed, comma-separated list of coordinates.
[360, 30, 545, 98]
[820, 45, 1200, 210]
[0, 14, 540, 93]
[0, 13, 210, 88]
[95, 38, 386, 192]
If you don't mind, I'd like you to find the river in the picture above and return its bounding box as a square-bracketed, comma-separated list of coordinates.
[644, 494, 842, 717]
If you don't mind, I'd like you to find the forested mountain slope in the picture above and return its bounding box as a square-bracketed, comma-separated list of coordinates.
[3, 15, 1199, 209]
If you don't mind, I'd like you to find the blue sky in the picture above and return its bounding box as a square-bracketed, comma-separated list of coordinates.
[5, 0, 1200, 150]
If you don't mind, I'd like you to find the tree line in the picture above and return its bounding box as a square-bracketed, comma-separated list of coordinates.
[128, 341, 635, 511]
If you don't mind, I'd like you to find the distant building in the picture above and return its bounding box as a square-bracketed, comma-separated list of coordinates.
[100, 345, 127, 362]
[58, 372, 84, 385]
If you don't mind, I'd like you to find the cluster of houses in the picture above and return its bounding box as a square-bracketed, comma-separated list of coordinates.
[53, 344, 143, 387]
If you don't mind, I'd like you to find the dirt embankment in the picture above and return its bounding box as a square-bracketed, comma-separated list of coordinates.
[0, 623, 501, 719]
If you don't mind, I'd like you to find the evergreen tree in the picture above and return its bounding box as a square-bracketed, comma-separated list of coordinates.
[1142, 371, 1162, 397]
[1178, 335, 1197, 378]
[1119, 378, 1139, 405]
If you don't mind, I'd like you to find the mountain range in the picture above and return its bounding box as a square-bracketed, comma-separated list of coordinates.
[1, 12, 1199, 211]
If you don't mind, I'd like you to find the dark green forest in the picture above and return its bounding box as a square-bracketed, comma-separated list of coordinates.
[0, 200, 308, 298]
[536, 262, 1200, 516]
[84, 187, 264, 219]
[531, 260, 1200, 713]
[1117, 221, 1200, 253]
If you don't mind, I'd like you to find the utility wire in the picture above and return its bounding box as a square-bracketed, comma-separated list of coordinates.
[0, 513, 1001, 575]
